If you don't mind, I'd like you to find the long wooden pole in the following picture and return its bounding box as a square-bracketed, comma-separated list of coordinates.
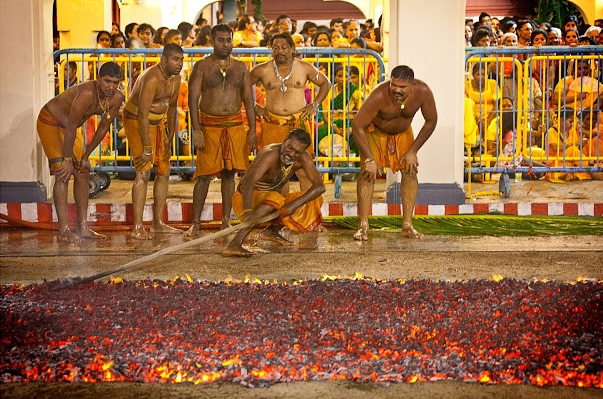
[51, 212, 279, 290]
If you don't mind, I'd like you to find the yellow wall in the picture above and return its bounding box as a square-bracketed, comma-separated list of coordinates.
[57, 0, 111, 48]
[571, 0, 603, 24]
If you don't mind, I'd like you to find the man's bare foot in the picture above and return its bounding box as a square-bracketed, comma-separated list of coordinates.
[402, 223, 423, 239]
[222, 245, 254, 257]
[151, 221, 183, 234]
[260, 226, 292, 245]
[314, 223, 328, 232]
[57, 227, 82, 243]
[353, 227, 368, 241]
[79, 226, 106, 240]
[184, 222, 200, 238]
[131, 226, 152, 240]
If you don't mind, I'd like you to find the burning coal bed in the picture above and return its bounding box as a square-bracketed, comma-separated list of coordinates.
[1, 277, 602, 388]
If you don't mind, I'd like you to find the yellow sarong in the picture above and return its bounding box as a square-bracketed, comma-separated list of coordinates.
[194, 112, 249, 177]
[261, 110, 304, 148]
[232, 190, 323, 232]
[36, 105, 85, 172]
[123, 115, 170, 175]
[366, 125, 414, 173]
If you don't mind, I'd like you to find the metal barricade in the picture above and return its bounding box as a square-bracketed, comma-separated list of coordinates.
[53, 48, 386, 194]
[464, 46, 602, 185]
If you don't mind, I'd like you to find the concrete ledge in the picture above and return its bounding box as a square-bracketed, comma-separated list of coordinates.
[387, 183, 466, 205]
[1, 202, 602, 224]
[0, 182, 47, 203]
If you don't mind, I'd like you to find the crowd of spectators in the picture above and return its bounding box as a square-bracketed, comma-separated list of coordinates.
[464, 13, 602, 181]
[55, 10, 601, 181]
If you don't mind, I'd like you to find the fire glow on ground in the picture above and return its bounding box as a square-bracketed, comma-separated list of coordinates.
[1, 276, 602, 388]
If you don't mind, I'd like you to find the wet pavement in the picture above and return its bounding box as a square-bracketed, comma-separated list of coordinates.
[1, 227, 602, 286]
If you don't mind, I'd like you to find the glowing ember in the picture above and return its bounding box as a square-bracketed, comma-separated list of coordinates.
[0, 278, 601, 388]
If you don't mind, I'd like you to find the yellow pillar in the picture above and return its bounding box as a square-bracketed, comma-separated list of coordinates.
[570, 0, 603, 24]
[57, 0, 111, 48]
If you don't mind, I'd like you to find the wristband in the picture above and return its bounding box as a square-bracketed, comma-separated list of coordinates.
[143, 152, 152, 156]
[311, 101, 319, 108]
[63, 157, 73, 162]
[363, 158, 375, 164]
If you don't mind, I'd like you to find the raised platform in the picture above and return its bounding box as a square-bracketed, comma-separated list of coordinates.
[1, 178, 602, 223]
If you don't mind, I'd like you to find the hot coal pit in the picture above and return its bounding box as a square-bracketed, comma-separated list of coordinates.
[1, 278, 602, 388]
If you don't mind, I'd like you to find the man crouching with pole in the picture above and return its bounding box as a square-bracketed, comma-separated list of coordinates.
[223, 128, 325, 257]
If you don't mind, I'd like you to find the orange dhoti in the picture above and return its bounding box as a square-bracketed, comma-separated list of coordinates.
[123, 114, 171, 175]
[366, 125, 414, 173]
[232, 190, 323, 232]
[194, 112, 250, 177]
[261, 111, 304, 147]
[36, 105, 85, 173]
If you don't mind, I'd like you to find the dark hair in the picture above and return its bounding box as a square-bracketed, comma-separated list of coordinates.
[349, 65, 360, 76]
[286, 128, 311, 147]
[564, 28, 579, 39]
[124, 22, 138, 37]
[563, 15, 579, 28]
[471, 62, 488, 75]
[236, 15, 251, 31]
[178, 22, 193, 36]
[276, 14, 290, 25]
[96, 30, 110, 43]
[391, 65, 414, 81]
[479, 12, 491, 24]
[350, 37, 367, 48]
[98, 62, 123, 79]
[301, 21, 317, 34]
[162, 43, 184, 58]
[195, 26, 212, 46]
[164, 29, 182, 45]
[138, 23, 155, 36]
[501, 20, 517, 34]
[312, 30, 331, 46]
[153, 27, 169, 44]
[330, 18, 344, 28]
[110, 32, 126, 48]
[471, 29, 490, 46]
[530, 29, 548, 44]
[578, 35, 596, 45]
[211, 24, 233, 40]
[269, 32, 295, 48]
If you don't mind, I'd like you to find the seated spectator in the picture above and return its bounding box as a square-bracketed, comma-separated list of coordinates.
[301, 21, 318, 38]
[111, 21, 123, 36]
[465, 62, 502, 149]
[349, 65, 371, 97]
[502, 64, 543, 131]
[124, 22, 139, 39]
[553, 59, 603, 111]
[178, 22, 196, 47]
[164, 29, 183, 46]
[516, 20, 533, 47]
[152, 27, 169, 47]
[137, 23, 155, 48]
[501, 19, 517, 35]
[562, 15, 579, 33]
[545, 108, 591, 181]
[548, 27, 562, 45]
[317, 64, 363, 153]
[585, 26, 602, 43]
[563, 28, 579, 46]
[194, 26, 211, 47]
[312, 30, 331, 47]
[579, 109, 603, 180]
[111, 32, 126, 49]
[233, 15, 261, 48]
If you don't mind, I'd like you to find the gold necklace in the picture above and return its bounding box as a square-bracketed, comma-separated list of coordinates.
[158, 63, 172, 80]
[281, 162, 294, 176]
[398, 90, 413, 111]
[214, 55, 231, 77]
[96, 82, 111, 120]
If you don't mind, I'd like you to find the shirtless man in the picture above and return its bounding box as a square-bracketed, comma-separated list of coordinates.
[37, 62, 123, 241]
[123, 43, 184, 239]
[250, 32, 330, 189]
[223, 129, 325, 257]
[185, 24, 257, 236]
[352, 65, 438, 241]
